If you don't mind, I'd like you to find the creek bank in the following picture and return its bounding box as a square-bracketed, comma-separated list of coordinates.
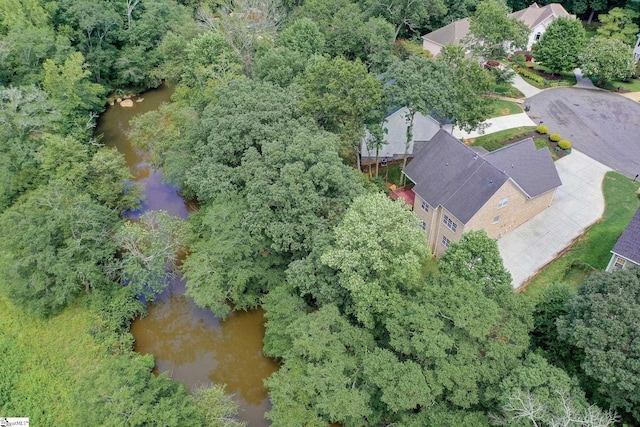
[95, 82, 277, 426]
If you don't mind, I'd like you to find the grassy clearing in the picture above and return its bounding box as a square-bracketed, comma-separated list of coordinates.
[603, 78, 640, 92]
[485, 98, 522, 117]
[523, 172, 640, 299]
[468, 126, 536, 152]
[0, 294, 108, 425]
[493, 81, 524, 98]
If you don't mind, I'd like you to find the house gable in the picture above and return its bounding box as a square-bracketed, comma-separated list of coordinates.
[361, 108, 453, 162]
[610, 208, 640, 266]
[422, 2, 573, 55]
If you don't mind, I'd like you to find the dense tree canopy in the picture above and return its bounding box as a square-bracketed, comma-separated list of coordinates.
[558, 268, 640, 422]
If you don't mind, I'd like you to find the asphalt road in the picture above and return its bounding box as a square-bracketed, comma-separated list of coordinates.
[526, 87, 640, 179]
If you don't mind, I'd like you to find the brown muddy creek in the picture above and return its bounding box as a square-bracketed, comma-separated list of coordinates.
[95, 84, 278, 426]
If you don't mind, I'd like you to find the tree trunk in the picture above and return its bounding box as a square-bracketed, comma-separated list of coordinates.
[587, 9, 595, 25]
[401, 111, 415, 187]
[375, 147, 379, 178]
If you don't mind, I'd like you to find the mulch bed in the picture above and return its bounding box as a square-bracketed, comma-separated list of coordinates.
[499, 130, 569, 159]
[524, 66, 563, 81]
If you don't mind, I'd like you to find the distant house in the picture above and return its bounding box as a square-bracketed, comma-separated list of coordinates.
[404, 130, 562, 256]
[360, 107, 454, 164]
[606, 208, 640, 271]
[422, 3, 573, 56]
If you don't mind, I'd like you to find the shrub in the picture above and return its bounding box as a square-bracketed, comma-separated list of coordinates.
[558, 139, 571, 150]
[549, 133, 561, 142]
[536, 125, 548, 134]
[516, 66, 545, 85]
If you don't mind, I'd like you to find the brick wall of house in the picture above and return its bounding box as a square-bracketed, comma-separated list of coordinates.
[465, 180, 556, 239]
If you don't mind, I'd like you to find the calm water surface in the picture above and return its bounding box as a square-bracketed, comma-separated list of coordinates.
[96, 84, 278, 426]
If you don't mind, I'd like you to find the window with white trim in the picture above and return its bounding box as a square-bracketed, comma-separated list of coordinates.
[420, 221, 426, 230]
[442, 215, 457, 232]
[441, 236, 450, 248]
[535, 32, 542, 41]
[493, 216, 500, 224]
[614, 257, 626, 269]
[498, 197, 509, 208]
[421, 200, 429, 212]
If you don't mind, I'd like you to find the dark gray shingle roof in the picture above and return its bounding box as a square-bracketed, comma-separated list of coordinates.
[612, 208, 640, 264]
[404, 130, 508, 223]
[483, 138, 562, 197]
[404, 130, 561, 224]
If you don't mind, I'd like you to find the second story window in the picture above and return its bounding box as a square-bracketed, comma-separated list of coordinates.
[421, 200, 429, 212]
[498, 197, 509, 208]
[443, 215, 457, 233]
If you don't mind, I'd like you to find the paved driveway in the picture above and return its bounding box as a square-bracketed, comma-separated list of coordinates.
[526, 87, 640, 179]
[498, 150, 611, 289]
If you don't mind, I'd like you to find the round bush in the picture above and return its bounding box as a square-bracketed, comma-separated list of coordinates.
[536, 125, 548, 134]
[558, 139, 571, 150]
[549, 133, 561, 142]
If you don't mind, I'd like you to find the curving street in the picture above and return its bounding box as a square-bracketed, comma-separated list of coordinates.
[525, 86, 640, 179]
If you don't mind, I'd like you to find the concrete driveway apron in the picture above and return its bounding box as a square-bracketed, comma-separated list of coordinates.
[498, 150, 611, 289]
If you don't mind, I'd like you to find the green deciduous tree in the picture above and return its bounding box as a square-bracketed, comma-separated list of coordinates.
[183, 194, 287, 318]
[320, 193, 430, 328]
[532, 17, 586, 74]
[557, 268, 640, 422]
[42, 52, 105, 138]
[0, 185, 118, 316]
[384, 56, 452, 183]
[77, 354, 202, 426]
[571, 0, 608, 23]
[467, 0, 529, 60]
[578, 36, 635, 85]
[296, 55, 383, 167]
[279, 17, 326, 56]
[437, 45, 496, 132]
[497, 353, 618, 427]
[193, 384, 247, 427]
[596, 7, 640, 45]
[363, 0, 447, 40]
[112, 211, 186, 302]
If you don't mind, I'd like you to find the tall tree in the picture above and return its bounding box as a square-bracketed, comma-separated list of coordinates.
[384, 56, 452, 184]
[578, 36, 635, 85]
[597, 7, 640, 45]
[437, 45, 495, 132]
[0, 185, 118, 316]
[296, 56, 383, 168]
[467, 0, 529, 60]
[557, 268, 640, 423]
[111, 211, 186, 302]
[532, 17, 586, 74]
[196, 0, 284, 75]
[363, 0, 447, 40]
[571, 0, 608, 23]
[42, 52, 105, 137]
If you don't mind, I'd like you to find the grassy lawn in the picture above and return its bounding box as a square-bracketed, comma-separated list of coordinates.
[603, 78, 640, 92]
[493, 81, 525, 98]
[522, 171, 640, 299]
[485, 98, 522, 117]
[468, 126, 536, 151]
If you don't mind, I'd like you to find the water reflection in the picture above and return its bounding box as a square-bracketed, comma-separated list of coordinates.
[132, 280, 278, 426]
[97, 84, 278, 426]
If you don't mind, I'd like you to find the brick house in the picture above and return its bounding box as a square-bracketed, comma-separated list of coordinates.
[404, 130, 562, 256]
[606, 208, 640, 271]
